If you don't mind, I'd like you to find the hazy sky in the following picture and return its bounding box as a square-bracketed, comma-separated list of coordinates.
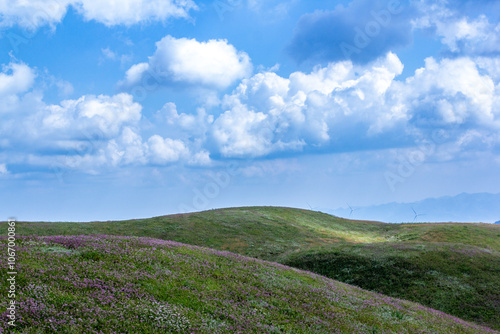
[1, 0, 499, 221]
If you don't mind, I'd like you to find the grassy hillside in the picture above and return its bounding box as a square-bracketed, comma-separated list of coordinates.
[281, 242, 500, 330]
[1, 235, 498, 334]
[3, 207, 391, 260]
[7, 207, 500, 258]
[2, 206, 499, 330]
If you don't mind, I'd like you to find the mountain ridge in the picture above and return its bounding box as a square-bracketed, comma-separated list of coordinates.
[327, 192, 500, 223]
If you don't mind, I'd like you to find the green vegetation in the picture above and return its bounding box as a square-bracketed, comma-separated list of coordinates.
[282, 242, 500, 330]
[2, 206, 499, 330]
[4, 208, 391, 260]
[9, 207, 499, 257]
[1, 235, 497, 333]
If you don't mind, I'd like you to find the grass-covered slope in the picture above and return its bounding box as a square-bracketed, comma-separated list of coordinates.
[1, 235, 498, 334]
[281, 242, 500, 330]
[7, 207, 500, 257]
[3, 207, 390, 260]
[2, 207, 499, 330]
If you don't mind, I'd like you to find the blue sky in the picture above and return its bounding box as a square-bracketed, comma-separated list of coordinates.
[1, 0, 499, 221]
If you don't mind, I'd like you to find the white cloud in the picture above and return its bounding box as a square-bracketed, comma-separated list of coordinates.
[74, 0, 197, 26]
[403, 57, 496, 127]
[147, 135, 189, 164]
[1, 52, 499, 174]
[188, 150, 211, 166]
[0, 62, 36, 98]
[209, 52, 405, 157]
[122, 63, 149, 87]
[414, 2, 500, 55]
[9, 93, 148, 171]
[44, 127, 206, 171]
[124, 35, 252, 89]
[40, 93, 142, 138]
[0, 0, 73, 29]
[0, 0, 197, 29]
[212, 101, 272, 157]
[204, 51, 500, 160]
[154, 102, 214, 137]
[105, 127, 147, 166]
[0, 74, 211, 172]
[100, 48, 133, 67]
[0, 62, 37, 115]
[38, 96, 211, 168]
[475, 57, 500, 82]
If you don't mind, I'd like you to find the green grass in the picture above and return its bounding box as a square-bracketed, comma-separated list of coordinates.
[387, 222, 500, 251]
[3, 207, 391, 260]
[2, 206, 499, 330]
[1, 235, 498, 333]
[7, 207, 499, 256]
[281, 242, 500, 330]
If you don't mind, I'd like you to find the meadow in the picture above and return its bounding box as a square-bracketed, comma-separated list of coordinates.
[0, 234, 498, 333]
[1, 207, 499, 332]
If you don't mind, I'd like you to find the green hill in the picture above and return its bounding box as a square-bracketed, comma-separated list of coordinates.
[2, 206, 499, 330]
[8, 207, 500, 256]
[1, 235, 497, 333]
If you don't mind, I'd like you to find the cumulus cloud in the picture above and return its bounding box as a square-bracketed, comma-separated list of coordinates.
[154, 102, 213, 138]
[50, 129, 206, 171]
[2, 54, 499, 174]
[211, 101, 273, 157]
[0, 62, 36, 99]
[0, 163, 8, 174]
[203, 51, 500, 160]
[209, 52, 405, 157]
[414, 0, 500, 56]
[287, 0, 414, 64]
[0, 0, 197, 29]
[403, 57, 496, 127]
[147, 135, 189, 164]
[0, 76, 210, 173]
[36, 95, 211, 169]
[104, 127, 147, 166]
[122, 35, 252, 89]
[40, 93, 142, 138]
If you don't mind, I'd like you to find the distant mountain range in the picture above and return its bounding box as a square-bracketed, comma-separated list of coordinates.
[326, 192, 500, 224]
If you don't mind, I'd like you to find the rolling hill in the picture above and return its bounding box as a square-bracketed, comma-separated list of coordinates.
[0, 235, 497, 333]
[2, 207, 499, 330]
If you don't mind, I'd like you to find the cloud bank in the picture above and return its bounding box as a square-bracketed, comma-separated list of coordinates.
[2, 0, 500, 177]
[2, 48, 500, 175]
